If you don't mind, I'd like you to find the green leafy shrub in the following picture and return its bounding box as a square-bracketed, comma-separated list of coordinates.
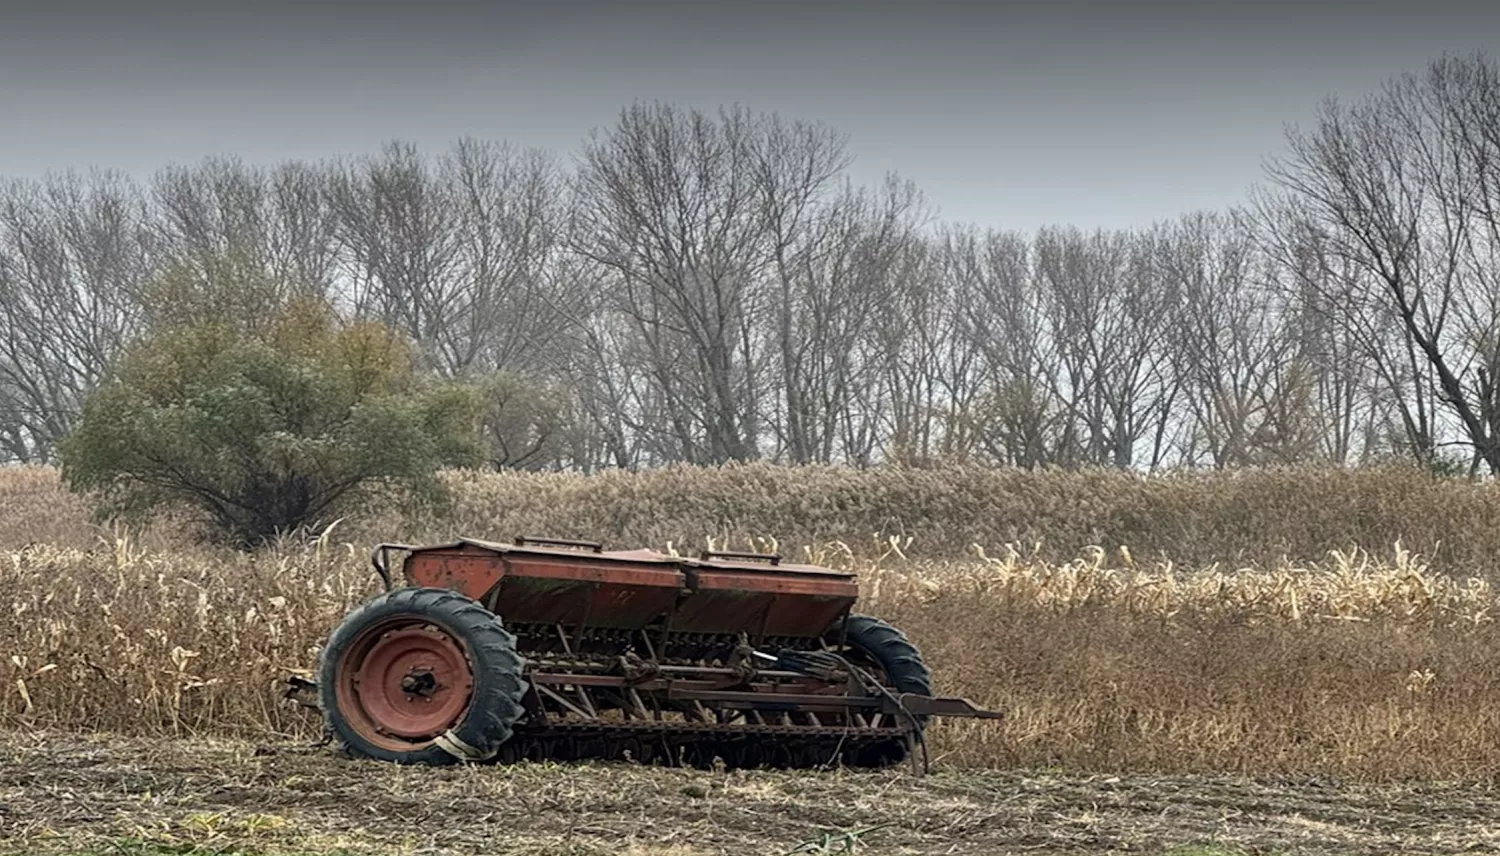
[59, 299, 482, 547]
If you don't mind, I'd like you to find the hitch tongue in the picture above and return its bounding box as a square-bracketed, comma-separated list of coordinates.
[896, 693, 1005, 720]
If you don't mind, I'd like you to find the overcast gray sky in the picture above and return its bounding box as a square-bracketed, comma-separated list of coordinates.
[1, 0, 1496, 231]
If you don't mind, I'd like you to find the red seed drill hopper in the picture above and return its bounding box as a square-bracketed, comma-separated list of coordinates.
[294, 536, 999, 769]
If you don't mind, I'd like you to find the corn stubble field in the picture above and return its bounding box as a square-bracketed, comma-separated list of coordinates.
[7, 463, 1500, 854]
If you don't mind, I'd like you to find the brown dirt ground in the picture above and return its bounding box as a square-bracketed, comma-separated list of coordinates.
[1, 730, 1498, 855]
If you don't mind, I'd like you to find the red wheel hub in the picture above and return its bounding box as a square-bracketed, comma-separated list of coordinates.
[335, 620, 475, 751]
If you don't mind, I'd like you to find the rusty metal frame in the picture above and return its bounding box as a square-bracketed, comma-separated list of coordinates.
[370, 543, 422, 592]
[344, 536, 1001, 771]
[516, 661, 999, 732]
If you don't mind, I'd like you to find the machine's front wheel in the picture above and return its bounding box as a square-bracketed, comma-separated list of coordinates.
[317, 587, 527, 765]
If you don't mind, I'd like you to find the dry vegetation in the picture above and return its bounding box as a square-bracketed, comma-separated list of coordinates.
[16, 461, 1500, 570]
[431, 462, 1500, 572]
[8, 463, 1500, 785]
[7, 731, 1497, 856]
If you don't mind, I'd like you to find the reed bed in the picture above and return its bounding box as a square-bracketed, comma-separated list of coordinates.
[14, 462, 1500, 572]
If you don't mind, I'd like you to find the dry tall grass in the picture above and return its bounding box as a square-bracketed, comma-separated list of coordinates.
[14, 461, 1500, 571]
[868, 542, 1500, 779]
[6, 528, 1500, 780]
[428, 463, 1500, 572]
[14, 461, 1500, 569]
[10, 462, 1500, 780]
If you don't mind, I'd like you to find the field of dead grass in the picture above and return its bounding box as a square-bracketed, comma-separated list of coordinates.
[6, 527, 1500, 781]
[6, 462, 1500, 785]
[14, 461, 1500, 571]
[7, 731, 1497, 856]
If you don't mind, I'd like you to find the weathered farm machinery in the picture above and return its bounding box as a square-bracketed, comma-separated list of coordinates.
[291, 536, 999, 769]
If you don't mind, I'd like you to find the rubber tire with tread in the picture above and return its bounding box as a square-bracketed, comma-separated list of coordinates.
[317, 586, 528, 765]
[837, 613, 933, 702]
[834, 613, 933, 767]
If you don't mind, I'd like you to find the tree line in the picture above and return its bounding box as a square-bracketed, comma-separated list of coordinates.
[7, 53, 1500, 474]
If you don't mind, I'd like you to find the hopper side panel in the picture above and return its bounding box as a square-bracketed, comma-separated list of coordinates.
[671, 590, 777, 635]
[675, 570, 859, 638]
[405, 551, 505, 601]
[497, 555, 686, 630]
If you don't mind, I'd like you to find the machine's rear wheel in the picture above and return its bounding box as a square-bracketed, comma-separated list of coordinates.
[829, 614, 933, 767]
[318, 587, 527, 765]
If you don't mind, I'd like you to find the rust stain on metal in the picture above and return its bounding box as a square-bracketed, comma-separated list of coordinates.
[305, 534, 1001, 771]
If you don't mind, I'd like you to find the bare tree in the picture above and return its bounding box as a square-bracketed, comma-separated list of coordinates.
[1268, 54, 1500, 471]
[945, 227, 1061, 467]
[0, 172, 150, 460]
[571, 103, 850, 464]
[149, 158, 338, 325]
[765, 176, 925, 464]
[328, 141, 464, 371]
[1156, 211, 1316, 467]
[441, 139, 569, 376]
[1029, 226, 1178, 467]
[1255, 198, 1417, 464]
[871, 233, 958, 464]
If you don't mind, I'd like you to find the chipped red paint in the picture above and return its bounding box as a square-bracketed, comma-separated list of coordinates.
[399, 538, 856, 639]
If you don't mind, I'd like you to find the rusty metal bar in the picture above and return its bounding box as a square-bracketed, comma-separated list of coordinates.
[667, 688, 883, 710]
[369, 543, 421, 591]
[516, 536, 604, 553]
[898, 694, 1005, 719]
[699, 549, 782, 565]
[626, 687, 650, 720]
[536, 684, 595, 720]
[657, 664, 810, 679]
